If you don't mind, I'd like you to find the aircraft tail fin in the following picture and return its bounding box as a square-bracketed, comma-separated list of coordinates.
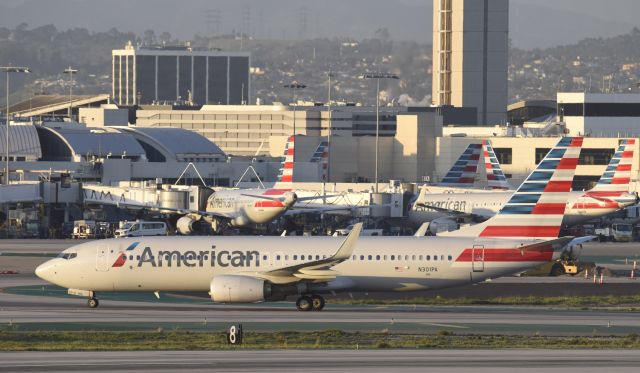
[482, 139, 511, 190]
[438, 143, 482, 187]
[310, 140, 329, 181]
[276, 136, 295, 183]
[444, 137, 584, 239]
[590, 138, 634, 194]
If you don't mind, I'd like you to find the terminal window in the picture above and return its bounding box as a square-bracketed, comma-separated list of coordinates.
[493, 148, 512, 165]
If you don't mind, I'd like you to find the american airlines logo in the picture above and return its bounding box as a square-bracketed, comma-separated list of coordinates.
[113, 246, 260, 268]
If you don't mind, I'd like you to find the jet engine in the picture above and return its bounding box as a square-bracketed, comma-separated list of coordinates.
[176, 216, 197, 235]
[209, 275, 301, 303]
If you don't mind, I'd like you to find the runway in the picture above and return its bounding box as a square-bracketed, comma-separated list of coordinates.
[1, 290, 640, 335]
[2, 350, 640, 372]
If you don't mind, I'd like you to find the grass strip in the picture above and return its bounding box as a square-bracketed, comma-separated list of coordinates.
[1, 330, 640, 351]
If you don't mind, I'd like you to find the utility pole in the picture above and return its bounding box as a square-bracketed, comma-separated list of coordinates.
[63, 67, 78, 119]
[1, 66, 31, 185]
[359, 73, 398, 193]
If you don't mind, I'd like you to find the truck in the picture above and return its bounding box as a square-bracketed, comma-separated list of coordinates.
[72, 220, 96, 239]
[594, 223, 633, 242]
[114, 220, 168, 238]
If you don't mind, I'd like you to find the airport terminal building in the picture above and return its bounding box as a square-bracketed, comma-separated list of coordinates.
[112, 42, 250, 106]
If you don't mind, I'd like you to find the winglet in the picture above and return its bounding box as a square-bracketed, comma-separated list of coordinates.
[414, 222, 430, 237]
[333, 223, 362, 260]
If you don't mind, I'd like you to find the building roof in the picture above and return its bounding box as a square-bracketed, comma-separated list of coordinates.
[118, 127, 225, 161]
[39, 125, 145, 160]
[6, 95, 111, 117]
[0, 124, 42, 159]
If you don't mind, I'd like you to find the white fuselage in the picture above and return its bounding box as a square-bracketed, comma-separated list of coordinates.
[409, 191, 636, 227]
[203, 188, 295, 226]
[36, 235, 562, 295]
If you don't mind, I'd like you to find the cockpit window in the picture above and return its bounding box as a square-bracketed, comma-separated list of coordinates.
[57, 252, 77, 260]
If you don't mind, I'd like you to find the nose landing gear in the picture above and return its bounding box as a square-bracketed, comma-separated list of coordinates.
[87, 297, 99, 308]
[296, 294, 325, 311]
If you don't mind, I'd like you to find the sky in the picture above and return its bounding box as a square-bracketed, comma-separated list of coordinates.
[0, 0, 639, 49]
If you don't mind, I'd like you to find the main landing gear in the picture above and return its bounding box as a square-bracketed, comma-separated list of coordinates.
[87, 297, 99, 308]
[296, 294, 325, 311]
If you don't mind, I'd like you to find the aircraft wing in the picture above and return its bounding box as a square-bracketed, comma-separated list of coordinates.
[114, 201, 235, 220]
[250, 223, 362, 284]
[284, 205, 354, 216]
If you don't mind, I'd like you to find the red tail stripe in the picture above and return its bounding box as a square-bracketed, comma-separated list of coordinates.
[544, 180, 572, 192]
[469, 154, 480, 160]
[480, 226, 560, 238]
[622, 151, 633, 158]
[283, 162, 294, 169]
[280, 175, 293, 182]
[570, 138, 584, 147]
[617, 164, 632, 171]
[626, 139, 636, 144]
[463, 166, 477, 172]
[455, 248, 554, 262]
[264, 188, 292, 195]
[611, 177, 631, 184]
[571, 202, 619, 209]
[557, 157, 578, 169]
[458, 177, 475, 183]
[255, 200, 285, 208]
[532, 203, 566, 214]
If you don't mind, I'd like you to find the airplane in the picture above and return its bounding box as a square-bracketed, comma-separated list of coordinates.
[168, 136, 337, 234]
[36, 137, 585, 311]
[408, 138, 638, 229]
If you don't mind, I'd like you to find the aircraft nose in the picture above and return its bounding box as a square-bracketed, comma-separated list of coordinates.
[35, 260, 56, 282]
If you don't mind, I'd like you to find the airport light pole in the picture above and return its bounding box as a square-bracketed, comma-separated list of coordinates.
[359, 72, 398, 193]
[326, 71, 334, 182]
[63, 66, 78, 119]
[1, 66, 31, 185]
[283, 82, 306, 162]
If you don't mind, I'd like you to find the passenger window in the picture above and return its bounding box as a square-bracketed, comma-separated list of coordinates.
[285, 255, 289, 260]
[360, 255, 365, 260]
[391, 255, 395, 260]
[427, 255, 431, 260]
[368, 255, 372, 260]
[293, 255, 298, 260]
[204, 255, 208, 260]
[448, 255, 453, 261]
[383, 255, 387, 260]
[412, 255, 416, 260]
[404, 255, 409, 260]
[263, 255, 267, 261]
[441, 255, 445, 261]
[276, 255, 281, 260]
[352, 255, 356, 260]
[434, 256, 438, 261]
[301, 255, 305, 260]
[376, 255, 380, 260]
[316, 255, 320, 260]
[419, 255, 423, 260]
[129, 255, 133, 260]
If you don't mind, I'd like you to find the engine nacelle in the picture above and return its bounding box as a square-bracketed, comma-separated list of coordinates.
[210, 275, 268, 303]
[209, 275, 302, 303]
[176, 216, 197, 235]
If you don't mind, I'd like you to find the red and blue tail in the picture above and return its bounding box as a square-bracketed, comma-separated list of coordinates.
[276, 136, 295, 183]
[482, 140, 511, 190]
[438, 143, 482, 187]
[310, 140, 329, 181]
[477, 137, 583, 240]
[589, 139, 634, 195]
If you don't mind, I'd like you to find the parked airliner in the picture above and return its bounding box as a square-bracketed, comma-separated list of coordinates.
[36, 137, 585, 311]
[409, 139, 638, 228]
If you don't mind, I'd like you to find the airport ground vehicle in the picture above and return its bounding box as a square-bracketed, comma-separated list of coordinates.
[114, 220, 168, 238]
[595, 223, 633, 242]
[335, 224, 384, 236]
[71, 220, 95, 239]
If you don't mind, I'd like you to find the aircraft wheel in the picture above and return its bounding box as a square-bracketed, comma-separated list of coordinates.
[296, 295, 313, 311]
[311, 295, 325, 311]
[88, 298, 99, 308]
